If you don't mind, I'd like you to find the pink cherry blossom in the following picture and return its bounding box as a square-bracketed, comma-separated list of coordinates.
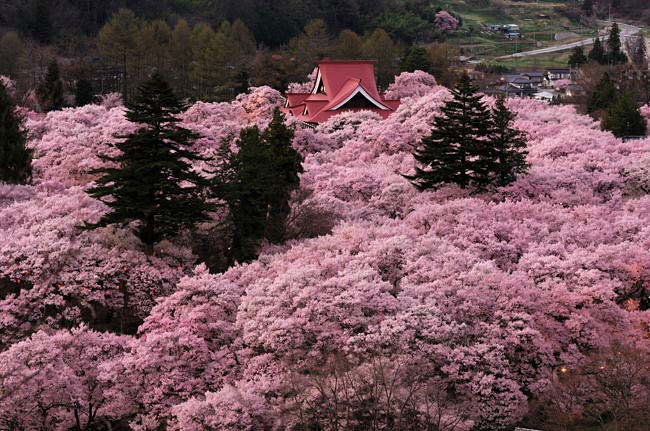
[3, 71, 650, 430]
[434, 11, 460, 32]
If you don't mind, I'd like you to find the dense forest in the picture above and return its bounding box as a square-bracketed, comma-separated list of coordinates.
[0, 0, 646, 104]
[0, 0, 455, 46]
[0, 0, 466, 103]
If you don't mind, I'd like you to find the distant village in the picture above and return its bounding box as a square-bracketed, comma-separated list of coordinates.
[479, 67, 581, 103]
[487, 23, 523, 40]
[462, 21, 585, 105]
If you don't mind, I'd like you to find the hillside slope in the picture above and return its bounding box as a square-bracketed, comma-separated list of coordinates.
[1, 72, 650, 429]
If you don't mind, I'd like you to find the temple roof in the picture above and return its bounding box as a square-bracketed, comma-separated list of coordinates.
[282, 59, 400, 123]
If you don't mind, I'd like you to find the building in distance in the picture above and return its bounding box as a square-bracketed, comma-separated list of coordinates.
[283, 59, 400, 124]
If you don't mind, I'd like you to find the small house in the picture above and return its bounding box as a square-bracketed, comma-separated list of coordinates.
[522, 72, 545, 87]
[503, 74, 539, 90]
[533, 90, 556, 103]
[546, 68, 572, 81]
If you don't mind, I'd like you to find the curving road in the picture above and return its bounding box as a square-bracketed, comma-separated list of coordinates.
[497, 22, 641, 60]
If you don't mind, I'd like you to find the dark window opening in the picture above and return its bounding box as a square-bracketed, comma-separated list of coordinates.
[338, 92, 379, 110]
[316, 80, 326, 94]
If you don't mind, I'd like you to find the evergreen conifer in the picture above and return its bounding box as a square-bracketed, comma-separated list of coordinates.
[587, 72, 617, 114]
[75, 78, 95, 106]
[402, 46, 433, 74]
[86, 73, 212, 253]
[489, 96, 528, 186]
[37, 61, 64, 111]
[262, 108, 303, 243]
[588, 37, 606, 64]
[0, 81, 31, 184]
[603, 91, 647, 138]
[406, 73, 492, 190]
[569, 46, 588, 68]
[214, 108, 302, 263]
[221, 127, 275, 264]
[607, 23, 628, 65]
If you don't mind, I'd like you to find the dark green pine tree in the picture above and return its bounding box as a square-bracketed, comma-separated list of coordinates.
[582, 0, 594, 16]
[219, 127, 277, 264]
[587, 72, 617, 114]
[406, 72, 492, 190]
[401, 46, 433, 74]
[0, 81, 32, 184]
[75, 78, 95, 106]
[568, 46, 588, 68]
[607, 23, 628, 65]
[588, 37, 606, 65]
[602, 91, 647, 138]
[262, 108, 303, 243]
[489, 97, 528, 187]
[214, 109, 303, 264]
[86, 73, 212, 254]
[37, 61, 64, 111]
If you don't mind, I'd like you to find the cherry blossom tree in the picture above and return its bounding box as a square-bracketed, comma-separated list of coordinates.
[434, 11, 460, 32]
[384, 70, 439, 100]
[3, 71, 650, 430]
[0, 327, 132, 430]
[98, 265, 244, 428]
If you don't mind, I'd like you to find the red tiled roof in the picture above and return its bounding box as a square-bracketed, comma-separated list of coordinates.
[282, 59, 400, 124]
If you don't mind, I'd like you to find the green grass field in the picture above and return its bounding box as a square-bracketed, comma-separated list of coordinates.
[493, 51, 573, 69]
[443, 0, 599, 67]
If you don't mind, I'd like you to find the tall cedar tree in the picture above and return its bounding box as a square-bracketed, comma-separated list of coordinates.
[407, 73, 492, 190]
[402, 46, 433, 74]
[86, 73, 211, 253]
[489, 97, 528, 186]
[0, 82, 31, 184]
[37, 61, 64, 111]
[215, 108, 302, 264]
[603, 91, 647, 138]
[569, 46, 588, 68]
[75, 78, 95, 106]
[262, 108, 303, 243]
[607, 23, 627, 65]
[587, 72, 617, 114]
[589, 37, 606, 65]
[220, 127, 276, 264]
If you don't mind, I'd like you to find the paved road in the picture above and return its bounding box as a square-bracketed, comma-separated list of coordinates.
[497, 22, 641, 59]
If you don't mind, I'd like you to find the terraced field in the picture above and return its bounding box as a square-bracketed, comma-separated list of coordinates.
[444, 0, 600, 66]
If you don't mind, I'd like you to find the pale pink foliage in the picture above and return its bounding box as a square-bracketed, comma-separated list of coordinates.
[170, 384, 271, 431]
[99, 265, 243, 428]
[287, 68, 318, 94]
[100, 92, 123, 108]
[384, 70, 438, 100]
[0, 185, 191, 346]
[0, 75, 16, 98]
[26, 105, 134, 186]
[434, 10, 460, 31]
[4, 76, 650, 430]
[0, 327, 131, 430]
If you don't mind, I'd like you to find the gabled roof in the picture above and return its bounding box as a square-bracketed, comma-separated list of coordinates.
[282, 59, 400, 124]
